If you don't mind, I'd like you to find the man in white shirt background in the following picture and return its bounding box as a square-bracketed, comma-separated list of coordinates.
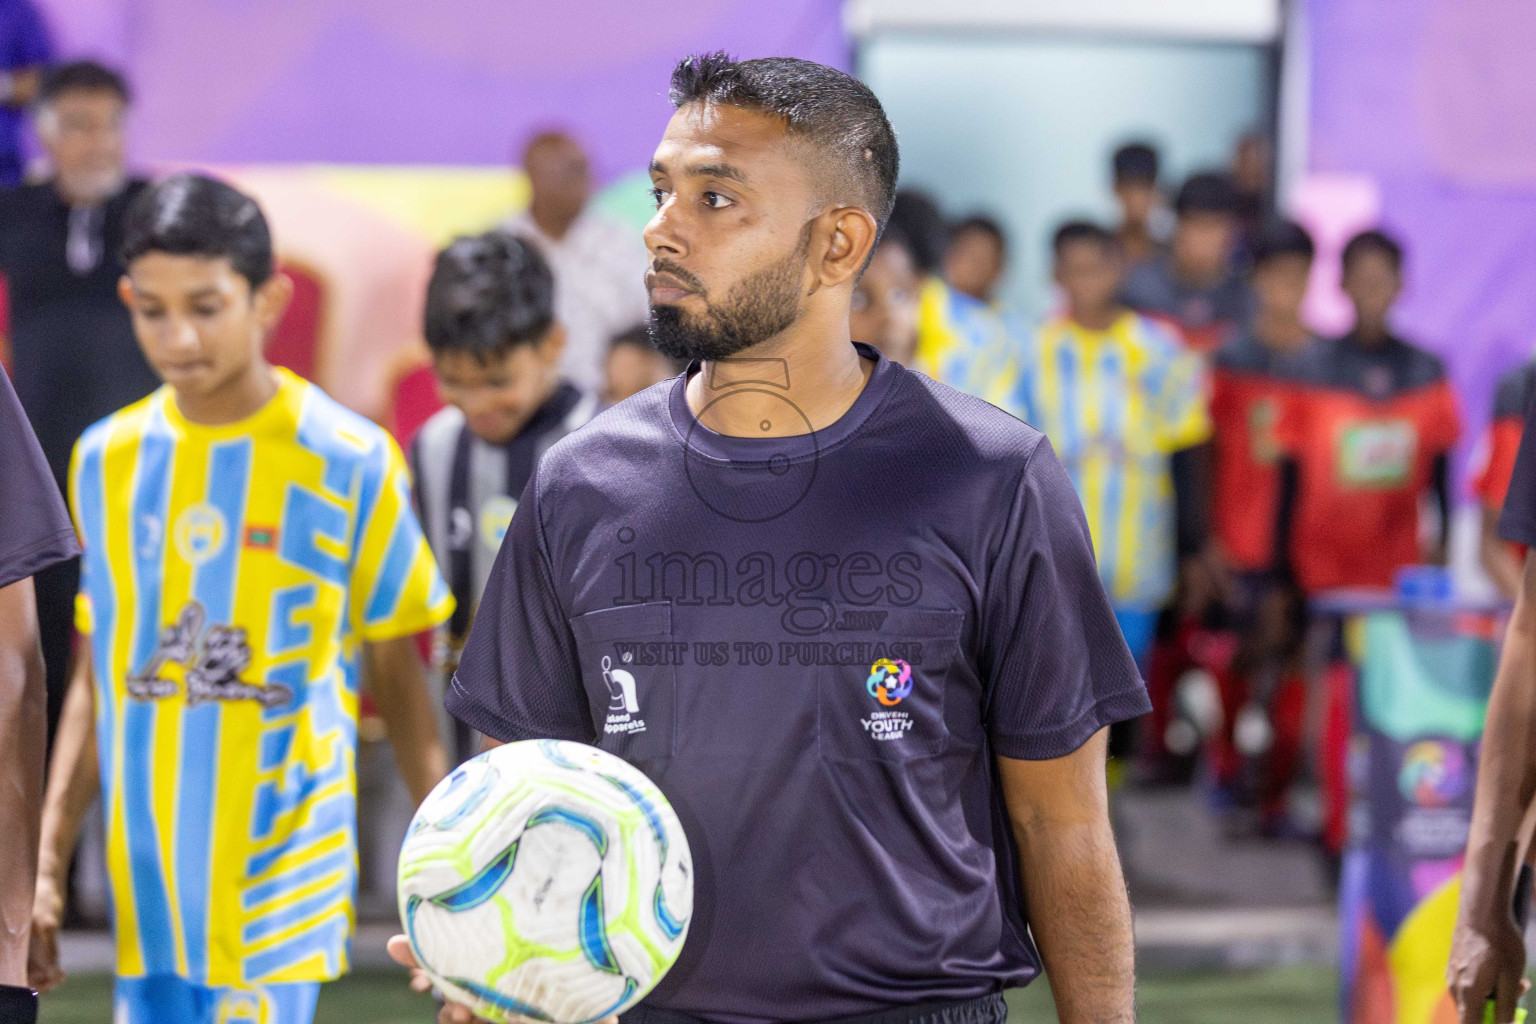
[503, 131, 649, 394]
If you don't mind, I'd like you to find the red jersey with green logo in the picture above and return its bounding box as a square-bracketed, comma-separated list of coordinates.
[1280, 334, 1460, 593]
[1210, 332, 1324, 572]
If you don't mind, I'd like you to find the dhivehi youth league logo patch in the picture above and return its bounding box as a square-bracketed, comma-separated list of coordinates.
[862, 658, 914, 743]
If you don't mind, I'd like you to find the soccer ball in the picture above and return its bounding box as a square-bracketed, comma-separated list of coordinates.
[398, 739, 693, 1023]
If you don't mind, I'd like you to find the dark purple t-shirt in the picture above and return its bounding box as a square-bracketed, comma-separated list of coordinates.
[0, 362, 76, 589]
[448, 343, 1149, 1023]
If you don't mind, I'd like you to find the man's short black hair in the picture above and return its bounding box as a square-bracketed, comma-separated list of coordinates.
[39, 60, 131, 106]
[668, 52, 899, 230]
[1341, 228, 1404, 276]
[1175, 172, 1238, 217]
[950, 215, 1007, 253]
[886, 190, 947, 275]
[1113, 142, 1159, 185]
[1251, 218, 1316, 266]
[122, 174, 273, 288]
[1052, 220, 1117, 257]
[424, 232, 556, 362]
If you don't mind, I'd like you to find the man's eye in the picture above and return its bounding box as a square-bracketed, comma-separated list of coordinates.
[649, 187, 669, 208]
[140, 308, 165, 320]
[193, 306, 221, 318]
[702, 192, 733, 210]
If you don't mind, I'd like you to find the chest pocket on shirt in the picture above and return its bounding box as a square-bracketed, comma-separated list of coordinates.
[818, 608, 963, 763]
[570, 603, 677, 765]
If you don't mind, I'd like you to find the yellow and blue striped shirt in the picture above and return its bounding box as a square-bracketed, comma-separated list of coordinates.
[995, 312, 1211, 607]
[911, 277, 1012, 399]
[70, 368, 452, 986]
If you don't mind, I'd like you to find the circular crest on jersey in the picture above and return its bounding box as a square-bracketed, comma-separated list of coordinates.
[174, 502, 228, 566]
[682, 387, 818, 523]
[866, 658, 913, 706]
[479, 496, 518, 550]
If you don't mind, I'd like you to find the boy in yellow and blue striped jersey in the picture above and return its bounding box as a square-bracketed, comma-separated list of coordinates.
[994, 221, 1211, 667]
[29, 175, 453, 1024]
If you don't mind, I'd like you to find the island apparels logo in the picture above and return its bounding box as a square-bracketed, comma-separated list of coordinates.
[600, 654, 646, 738]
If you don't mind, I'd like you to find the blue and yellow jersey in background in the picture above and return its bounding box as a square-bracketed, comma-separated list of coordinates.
[995, 311, 1211, 607]
[70, 368, 452, 987]
[910, 276, 1012, 399]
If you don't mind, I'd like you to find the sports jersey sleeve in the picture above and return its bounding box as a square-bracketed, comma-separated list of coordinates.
[1498, 388, 1536, 548]
[980, 438, 1151, 760]
[349, 434, 454, 641]
[1152, 346, 1212, 452]
[1474, 372, 1531, 510]
[0, 363, 76, 591]
[445, 466, 592, 743]
[1424, 378, 1462, 455]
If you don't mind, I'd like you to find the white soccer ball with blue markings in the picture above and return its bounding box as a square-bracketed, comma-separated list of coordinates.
[398, 740, 693, 1023]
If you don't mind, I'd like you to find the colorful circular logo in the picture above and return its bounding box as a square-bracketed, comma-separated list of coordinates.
[866, 658, 913, 706]
[1398, 740, 1468, 808]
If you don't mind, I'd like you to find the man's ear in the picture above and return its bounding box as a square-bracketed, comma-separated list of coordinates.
[253, 270, 295, 333]
[816, 207, 880, 290]
[117, 275, 134, 310]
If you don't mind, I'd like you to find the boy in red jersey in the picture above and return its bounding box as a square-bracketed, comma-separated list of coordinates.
[1277, 230, 1459, 593]
[1207, 219, 1324, 828]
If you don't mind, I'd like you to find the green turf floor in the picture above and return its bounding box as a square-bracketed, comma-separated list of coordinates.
[40, 966, 1339, 1022]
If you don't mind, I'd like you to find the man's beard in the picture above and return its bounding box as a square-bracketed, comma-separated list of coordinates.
[647, 230, 809, 363]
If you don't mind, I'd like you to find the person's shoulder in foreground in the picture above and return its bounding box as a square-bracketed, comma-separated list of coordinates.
[0, 362, 76, 590]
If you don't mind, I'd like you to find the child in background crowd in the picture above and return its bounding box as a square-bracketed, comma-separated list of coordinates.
[850, 227, 923, 367]
[1122, 172, 1253, 354]
[998, 221, 1211, 671]
[1111, 142, 1166, 269]
[886, 190, 1011, 398]
[1206, 219, 1325, 831]
[410, 232, 598, 763]
[942, 215, 1008, 307]
[603, 325, 684, 406]
[1277, 229, 1460, 593]
[1470, 359, 1536, 598]
[31, 175, 452, 1023]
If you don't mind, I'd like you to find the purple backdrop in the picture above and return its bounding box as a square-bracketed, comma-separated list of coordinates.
[32, 0, 847, 181]
[1310, 0, 1536, 489]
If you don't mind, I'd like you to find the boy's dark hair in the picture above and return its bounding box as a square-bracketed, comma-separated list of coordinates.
[1113, 142, 1159, 185]
[1251, 218, 1316, 266]
[1052, 219, 1117, 257]
[1341, 228, 1404, 275]
[424, 232, 555, 362]
[121, 174, 273, 288]
[609, 324, 687, 373]
[1175, 172, 1238, 217]
[887, 190, 947, 275]
[39, 60, 131, 106]
[950, 215, 1007, 253]
[668, 53, 899, 230]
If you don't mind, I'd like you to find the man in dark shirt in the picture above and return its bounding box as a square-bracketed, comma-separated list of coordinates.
[0, 60, 156, 736]
[0, 363, 78, 1020]
[1121, 171, 1253, 354]
[392, 52, 1148, 1024]
[1451, 372, 1536, 1024]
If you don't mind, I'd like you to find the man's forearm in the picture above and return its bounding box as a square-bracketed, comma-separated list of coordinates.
[0, 579, 46, 985]
[1460, 590, 1536, 930]
[1013, 815, 1136, 1023]
[365, 638, 450, 806]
